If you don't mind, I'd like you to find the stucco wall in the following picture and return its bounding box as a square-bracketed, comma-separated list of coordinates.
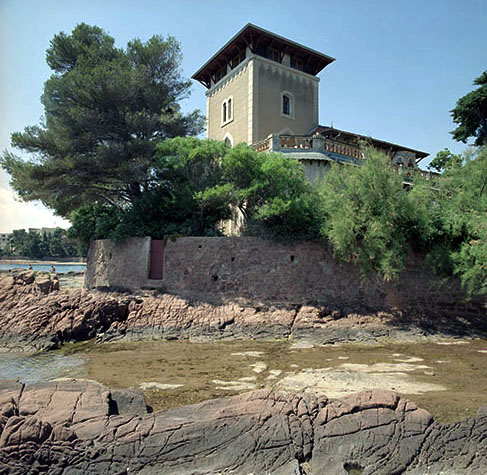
[207, 60, 251, 145]
[301, 159, 331, 182]
[85, 237, 151, 290]
[86, 236, 482, 317]
[254, 58, 319, 142]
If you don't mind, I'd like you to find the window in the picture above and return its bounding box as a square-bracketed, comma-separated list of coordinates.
[223, 133, 233, 146]
[268, 47, 281, 63]
[282, 94, 290, 116]
[214, 65, 227, 84]
[221, 96, 234, 126]
[231, 52, 245, 69]
[281, 92, 294, 119]
[291, 56, 304, 71]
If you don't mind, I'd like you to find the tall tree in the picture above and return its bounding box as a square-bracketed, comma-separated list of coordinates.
[1, 23, 204, 217]
[428, 148, 462, 173]
[203, 143, 322, 241]
[451, 71, 487, 146]
[319, 149, 433, 280]
[429, 147, 487, 296]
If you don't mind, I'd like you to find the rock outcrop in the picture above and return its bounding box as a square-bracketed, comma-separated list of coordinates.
[0, 379, 486, 474]
[1, 270, 486, 351]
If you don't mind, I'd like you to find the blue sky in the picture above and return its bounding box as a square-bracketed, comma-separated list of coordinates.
[1, 0, 486, 232]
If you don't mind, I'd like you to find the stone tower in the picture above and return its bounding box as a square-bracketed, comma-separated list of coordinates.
[192, 24, 335, 146]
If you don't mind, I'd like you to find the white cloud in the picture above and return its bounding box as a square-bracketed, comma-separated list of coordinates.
[0, 186, 70, 232]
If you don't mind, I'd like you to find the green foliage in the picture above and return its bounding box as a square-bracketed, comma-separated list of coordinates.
[68, 140, 322, 244]
[451, 71, 487, 146]
[7, 228, 82, 258]
[1, 23, 204, 217]
[319, 149, 431, 280]
[454, 220, 487, 296]
[428, 148, 462, 173]
[427, 147, 487, 295]
[204, 144, 322, 241]
[68, 138, 232, 242]
[68, 204, 121, 242]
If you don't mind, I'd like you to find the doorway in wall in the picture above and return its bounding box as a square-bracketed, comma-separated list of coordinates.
[149, 239, 164, 279]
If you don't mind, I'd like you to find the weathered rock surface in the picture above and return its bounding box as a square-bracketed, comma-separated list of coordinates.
[1, 270, 486, 351]
[0, 379, 486, 474]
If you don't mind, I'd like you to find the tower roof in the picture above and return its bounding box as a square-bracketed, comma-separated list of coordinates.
[192, 23, 335, 88]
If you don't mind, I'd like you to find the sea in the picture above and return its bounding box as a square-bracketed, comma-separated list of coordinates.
[0, 351, 85, 383]
[0, 263, 86, 273]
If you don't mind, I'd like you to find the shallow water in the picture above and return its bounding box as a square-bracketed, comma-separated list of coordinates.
[0, 352, 85, 383]
[58, 337, 487, 423]
[0, 263, 85, 273]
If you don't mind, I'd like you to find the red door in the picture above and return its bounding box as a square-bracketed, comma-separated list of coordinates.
[149, 239, 164, 279]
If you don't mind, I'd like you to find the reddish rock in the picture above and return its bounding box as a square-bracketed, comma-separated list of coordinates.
[0, 380, 485, 474]
[0, 269, 487, 351]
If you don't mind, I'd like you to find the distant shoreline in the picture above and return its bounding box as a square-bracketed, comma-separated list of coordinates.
[0, 259, 86, 266]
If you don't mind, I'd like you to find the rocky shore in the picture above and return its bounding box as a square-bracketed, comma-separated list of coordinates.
[0, 269, 486, 352]
[2, 271, 487, 473]
[1, 379, 486, 474]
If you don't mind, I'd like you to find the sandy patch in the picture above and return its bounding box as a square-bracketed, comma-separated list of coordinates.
[267, 370, 283, 380]
[250, 362, 268, 373]
[340, 362, 430, 373]
[277, 368, 445, 398]
[231, 351, 264, 357]
[436, 341, 468, 345]
[213, 379, 257, 391]
[139, 382, 183, 390]
[393, 356, 424, 363]
[291, 341, 315, 349]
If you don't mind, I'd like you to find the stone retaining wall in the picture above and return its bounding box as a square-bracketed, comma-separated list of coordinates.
[85, 237, 151, 290]
[85, 236, 484, 316]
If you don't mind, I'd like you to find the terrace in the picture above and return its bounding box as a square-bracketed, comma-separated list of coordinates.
[252, 133, 437, 181]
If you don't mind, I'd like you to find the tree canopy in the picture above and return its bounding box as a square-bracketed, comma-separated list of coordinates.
[203, 144, 322, 241]
[1, 23, 204, 216]
[427, 147, 487, 296]
[6, 228, 82, 259]
[318, 149, 432, 280]
[68, 139, 321, 243]
[451, 70, 487, 146]
[428, 148, 462, 173]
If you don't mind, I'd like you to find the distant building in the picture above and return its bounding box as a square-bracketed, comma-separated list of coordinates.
[0, 233, 10, 250]
[28, 227, 59, 237]
[192, 23, 430, 184]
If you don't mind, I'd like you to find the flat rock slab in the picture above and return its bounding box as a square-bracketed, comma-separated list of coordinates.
[1, 379, 486, 474]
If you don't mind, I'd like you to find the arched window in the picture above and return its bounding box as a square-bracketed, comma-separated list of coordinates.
[282, 94, 291, 116]
[222, 102, 227, 123]
[227, 98, 232, 120]
[223, 133, 233, 147]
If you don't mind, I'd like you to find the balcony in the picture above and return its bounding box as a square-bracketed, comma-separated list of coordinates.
[252, 134, 364, 161]
[251, 133, 436, 181]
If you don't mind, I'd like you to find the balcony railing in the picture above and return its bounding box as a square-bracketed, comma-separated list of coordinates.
[252, 137, 271, 152]
[251, 133, 435, 180]
[279, 135, 313, 149]
[253, 134, 365, 160]
[322, 140, 364, 159]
